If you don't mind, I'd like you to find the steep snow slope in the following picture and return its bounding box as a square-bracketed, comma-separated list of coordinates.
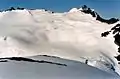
[0, 8, 119, 75]
[0, 55, 119, 79]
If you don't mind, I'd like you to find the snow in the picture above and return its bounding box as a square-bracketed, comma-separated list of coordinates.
[0, 55, 119, 79]
[69, 8, 80, 12]
[0, 8, 119, 77]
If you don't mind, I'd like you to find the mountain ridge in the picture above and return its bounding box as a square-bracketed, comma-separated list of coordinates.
[0, 5, 119, 24]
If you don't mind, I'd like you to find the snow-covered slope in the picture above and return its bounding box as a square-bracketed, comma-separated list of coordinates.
[0, 7, 120, 76]
[0, 55, 119, 79]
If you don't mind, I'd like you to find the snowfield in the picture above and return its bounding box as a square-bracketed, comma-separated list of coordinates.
[0, 55, 119, 79]
[0, 7, 119, 78]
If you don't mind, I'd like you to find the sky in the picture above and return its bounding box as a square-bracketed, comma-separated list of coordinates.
[0, 0, 119, 18]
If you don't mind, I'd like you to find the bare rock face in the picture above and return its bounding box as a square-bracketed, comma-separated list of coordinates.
[81, 5, 119, 24]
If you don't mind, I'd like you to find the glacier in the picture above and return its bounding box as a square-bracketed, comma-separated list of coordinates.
[0, 6, 119, 78]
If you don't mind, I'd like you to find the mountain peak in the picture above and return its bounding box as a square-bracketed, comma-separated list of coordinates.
[80, 5, 119, 24]
[4, 7, 25, 11]
[68, 5, 119, 24]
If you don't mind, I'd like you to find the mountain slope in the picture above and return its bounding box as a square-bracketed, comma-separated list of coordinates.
[0, 55, 119, 79]
[0, 7, 119, 75]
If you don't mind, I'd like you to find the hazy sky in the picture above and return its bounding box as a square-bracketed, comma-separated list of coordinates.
[0, 0, 119, 18]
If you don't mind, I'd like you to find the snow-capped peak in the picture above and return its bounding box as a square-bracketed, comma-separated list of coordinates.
[69, 5, 119, 24]
[69, 8, 80, 12]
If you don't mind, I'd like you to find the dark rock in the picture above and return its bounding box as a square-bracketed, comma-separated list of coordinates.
[81, 5, 119, 24]
[101, 31, 110, 37]
[96, 14, 118, 24]
[0, 57, 67, 66]
[102, 24, 120, 64]
[114, 33, 120, 46]
[82, 5, 88, 10]
[9, 7, 15, 11]
[17, 7, 24, 10]
[85, 59, 88, 64]
[111, 24, 120, 30]
[115, 55, 120, 61]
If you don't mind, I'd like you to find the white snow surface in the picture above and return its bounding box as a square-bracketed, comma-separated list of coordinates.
[0, 9, 120, 76]
[0, 55, 119, 79]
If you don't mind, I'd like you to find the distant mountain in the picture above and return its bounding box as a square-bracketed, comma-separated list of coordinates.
[1, 6, 119, 24]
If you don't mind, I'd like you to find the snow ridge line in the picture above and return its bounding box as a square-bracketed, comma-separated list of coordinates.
[0, 57, 67, 66]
